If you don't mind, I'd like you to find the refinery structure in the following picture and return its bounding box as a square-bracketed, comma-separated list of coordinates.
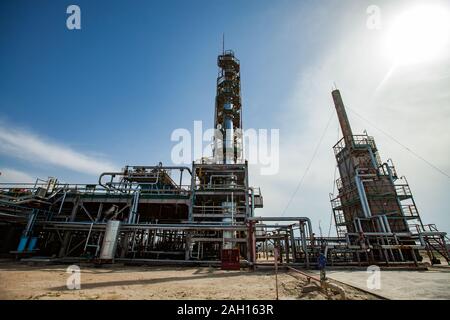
[0, 50, 448, 269]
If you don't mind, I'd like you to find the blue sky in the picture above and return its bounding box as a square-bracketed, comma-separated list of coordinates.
[0, 0, 321, 179]
[1, 0, 449, 234]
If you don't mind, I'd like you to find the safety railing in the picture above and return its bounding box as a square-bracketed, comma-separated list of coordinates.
[0, 182, 191, 198]
[332, 138, 346, 155]
[192, 205, 247, 215]
[353, 135, 377, 150]
[333, 135, 377, 155]
[402, 204, 419, 217]
[330, 197, 342, 209]
[218, 51, 239, 64]
[333, 209, 346, 226]
[195, 183, 246, 191]
[395, 184, 412, 198]
[423, 224, 439, 233]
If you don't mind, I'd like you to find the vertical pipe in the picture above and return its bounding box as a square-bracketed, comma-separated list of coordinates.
[265, 239, 268, 260]
[23, 209, 38, 236]
[411, 248, 418, 266]
[367, 147, 379, 169]
[188, 163, 195, 222]
[224, 116, 234, 164]
[96, 202, 103, 222]
[386, 165, 410, 232]
[59, 196, 80, 257]
[300, 222, 309, 268]
[332, 89, 354, 147]
[179, 169, 183, 192]
[355, 174, 371, 218]
[394, 235, 404, 261]
[249, 187, 255, 218]
[353, 221, 359, 233]
[290, 227, 297, 262]
[57, 191, 67, 215]
[247, 221, 256, 266]
[284, 234, 290, 264]
[383, 215, 392, 233]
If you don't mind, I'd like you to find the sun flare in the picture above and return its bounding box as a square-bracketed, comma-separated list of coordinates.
[384, 5, 450, 65]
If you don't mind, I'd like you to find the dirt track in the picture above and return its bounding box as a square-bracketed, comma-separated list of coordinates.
[0, 262, 377, 300]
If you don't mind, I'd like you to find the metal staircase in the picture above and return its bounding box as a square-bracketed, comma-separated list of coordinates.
[416, 224, 450, 265]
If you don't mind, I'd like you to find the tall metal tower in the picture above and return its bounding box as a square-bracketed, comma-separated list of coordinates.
[330, 89, 433, 263]
[213, 50, 243, 164]
[188, 49, 262, 266]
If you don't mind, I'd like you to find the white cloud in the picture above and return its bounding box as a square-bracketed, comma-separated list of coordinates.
[0, 168, 35, 183]
[0, 123, 117, 176]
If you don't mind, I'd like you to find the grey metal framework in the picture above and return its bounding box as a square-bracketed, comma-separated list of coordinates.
[328, 89, 449, 265]
[0, 53, 448, 268]
[0, 50, 264, 266]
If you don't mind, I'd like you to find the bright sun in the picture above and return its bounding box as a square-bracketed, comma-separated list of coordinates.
[384, 5, 450, 65]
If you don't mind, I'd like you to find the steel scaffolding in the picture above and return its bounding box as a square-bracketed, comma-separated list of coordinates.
[0, 55, 447, 269]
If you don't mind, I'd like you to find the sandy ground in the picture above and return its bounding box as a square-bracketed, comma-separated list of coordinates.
[0, 261, 377, 300]
[312, 266, 450, 300]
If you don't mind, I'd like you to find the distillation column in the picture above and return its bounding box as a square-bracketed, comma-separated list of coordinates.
[213, 50, 243, 250]
[214, 50, 243, 164]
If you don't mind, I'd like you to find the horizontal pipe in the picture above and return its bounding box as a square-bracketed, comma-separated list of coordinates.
[248, 216, 313, 238]
[98, 165, 192, 190]
[380, 245, 424, 250]
[347, 232, 412, 237]
[190, 237, 247, 243]
[418, 231, 447, 236]
[42, 221, 248, 231]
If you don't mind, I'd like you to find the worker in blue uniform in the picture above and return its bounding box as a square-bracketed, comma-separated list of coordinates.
[318, 252, 327, 281]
